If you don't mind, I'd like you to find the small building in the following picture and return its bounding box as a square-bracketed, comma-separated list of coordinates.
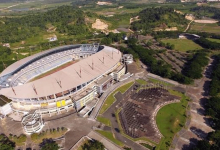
[49, 36, 57, 42]
[2, 43, 10, 48]
[179, 33, 200, 40]
[123, 54, 133, 64]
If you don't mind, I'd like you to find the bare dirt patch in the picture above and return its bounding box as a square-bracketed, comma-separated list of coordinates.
[185, 15, 195, 21]
[130, 16, 139, 24]
[97, 1, 112, 5]
[154, 27, 178, 31]
[92, 19, 108, 30]
[194, 20, 218, 24]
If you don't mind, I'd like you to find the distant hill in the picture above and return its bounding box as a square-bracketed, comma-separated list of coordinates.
[130, 7, 188, 32]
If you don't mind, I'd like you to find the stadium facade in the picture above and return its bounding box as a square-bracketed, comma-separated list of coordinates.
[0, 44, 125, 117]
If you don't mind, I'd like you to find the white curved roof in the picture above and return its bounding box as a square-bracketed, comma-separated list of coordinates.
[0, 45, 82, 77]
[0, 46, 121, 99]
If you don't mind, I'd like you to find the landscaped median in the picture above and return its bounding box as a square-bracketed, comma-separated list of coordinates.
[99, 81, 134, 115]
[156, 90, 189, 150]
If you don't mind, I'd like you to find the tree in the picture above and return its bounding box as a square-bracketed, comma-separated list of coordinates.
[82, 140, 105, 150]
[0, 134, 15, 150]
[39, 138, 59, 150]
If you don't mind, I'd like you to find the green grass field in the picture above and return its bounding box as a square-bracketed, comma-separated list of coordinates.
[96, 130, 124, 146]
[99, 81, 134, 114]
[190, 23, 220, 34]
[207, 38, 220, 43]
[161, 39, 203, 52]
[156, 90, 189, 150]
[97, 116, 111, 127]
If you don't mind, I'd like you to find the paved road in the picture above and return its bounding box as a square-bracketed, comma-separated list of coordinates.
[171, 58, 214, 150]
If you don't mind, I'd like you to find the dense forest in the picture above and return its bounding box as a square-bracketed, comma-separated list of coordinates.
[130, 7, 187, 32]
[183, 52, 209, 79]
[191, 6, 220, 20]
[195, 38, 220, 50]
[209, 55, 220, 96]
[0, 6, 88, 43]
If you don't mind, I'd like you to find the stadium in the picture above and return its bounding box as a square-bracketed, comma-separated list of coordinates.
[0, 44, 126, 118]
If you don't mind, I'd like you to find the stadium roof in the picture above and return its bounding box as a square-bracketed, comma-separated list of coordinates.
[0, 45, 82, 77]
[0, 46, 121, 99]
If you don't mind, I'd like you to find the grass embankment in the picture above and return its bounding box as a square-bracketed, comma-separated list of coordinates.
[99, 81, 134, 114]
[31, 127, 68, 144]
[96, 130, 124, 146]
[156, 90, 189, 150]
[148, 78, 173, 87]
[97, 116, 111, 127]
[161, 39, 203, 52]
[136, 79, 147, 85]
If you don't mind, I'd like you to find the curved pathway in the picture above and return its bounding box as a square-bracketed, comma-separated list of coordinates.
[184, 20, 194, 32]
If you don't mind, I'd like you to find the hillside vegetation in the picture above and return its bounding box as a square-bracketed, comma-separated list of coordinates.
[131, 7, 188, 33]
[0, 6, 88, 43]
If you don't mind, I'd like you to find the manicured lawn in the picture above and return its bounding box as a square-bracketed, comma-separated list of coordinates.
[161, 39, 203, 52]
[96, 130, 124, 146]
[207, 38, 220, 43]
[97, 116, 111, 127]
[156, 91, 189, 150]
[99, 81, 134, 114]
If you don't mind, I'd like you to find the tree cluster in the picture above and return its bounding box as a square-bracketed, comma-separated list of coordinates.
[82, 140, 105, 150]
[209, 55, 220, 96]
[0, 6, 88, 43]
[125, 38, 192, 84]
[40, 138, 59, 150]
[195, 38, 220, 50]
[182, 52, 209, 79]
[0, 134, 15, 150]
[101, 32, 125, 45]
[152, 31, 181, 39]
[191, 6, 220, 20]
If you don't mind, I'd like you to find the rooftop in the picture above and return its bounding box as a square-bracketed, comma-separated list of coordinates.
[0, 46, 121, 99]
